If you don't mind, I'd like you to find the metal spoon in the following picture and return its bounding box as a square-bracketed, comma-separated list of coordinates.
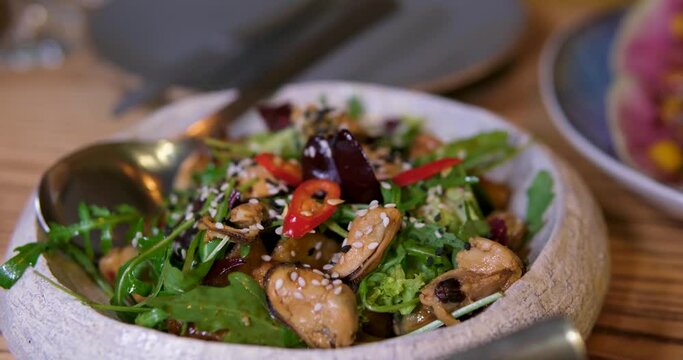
[36, 0, 397, 243]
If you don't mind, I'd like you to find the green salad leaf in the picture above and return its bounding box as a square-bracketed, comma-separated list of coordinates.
[419, 130, 519, 172]
[525, 170, 554, 237]
[347, 95, 364, 119]
[143, 272, 303, 347]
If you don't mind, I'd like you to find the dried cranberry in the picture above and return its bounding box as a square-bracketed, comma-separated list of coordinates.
[488, 217, 509, 245]
[434, 278, 465, 303]
[257, 103, 292, 131]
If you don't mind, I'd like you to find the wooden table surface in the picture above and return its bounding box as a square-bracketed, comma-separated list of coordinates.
[1, 1, 681, 359]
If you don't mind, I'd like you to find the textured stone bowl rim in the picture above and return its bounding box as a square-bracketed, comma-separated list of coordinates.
[0, 81, 609, 360]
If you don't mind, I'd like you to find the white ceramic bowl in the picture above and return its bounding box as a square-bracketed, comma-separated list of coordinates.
[0, 82, 609, 359]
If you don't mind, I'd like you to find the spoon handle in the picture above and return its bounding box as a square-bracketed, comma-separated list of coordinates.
[184, 0, 398, 139]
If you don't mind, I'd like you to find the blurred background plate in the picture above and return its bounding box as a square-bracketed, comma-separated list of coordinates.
[89, 0, 526, 93]
[540, 9, 683, 219]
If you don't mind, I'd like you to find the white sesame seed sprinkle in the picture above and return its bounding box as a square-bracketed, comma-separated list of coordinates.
[313, 269, 324, 275]
[322, 264, 334, 271]
[369, 200, 379, 209]
[331, 272, 340, 279]
[290, 250, 296, 257]
[311, 279, 321, 286]
[356, 209, 368, 217]
[301, 210, 313, 216]
[354, 230, 362, 238]
[385, 203, 396, 208]
[256, 223, 264, 230]
[297, 277, 306, 287]
[313, 303, 322, 312]
[302, 263, 311, 268]
[249, 199, 259, 204]
[415, 223, 425, 228]
[275, 279, 283, 290]
[275, 226, 283, 235]
[293, 291, 304, 300]
[368, 242, 379, 250]
[333, 279, 342, 286]
[261, 255, 272, 262]
[434, 230, 442, 238]
[326, 198, 345, 206]
[352, 241, 363, 248]
[380, 212, 389, 227]
[214, 222, 224, 229]
[334, 287, 343, 295]
[381, 182, 391, 189]
[290, 272, 299, 281]
[322, 278, 330, 286]
[326, 284, 333, 290]
[315, 241, 322, 250]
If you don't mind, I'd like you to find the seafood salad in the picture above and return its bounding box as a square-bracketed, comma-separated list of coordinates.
[0, 96, 554, 348]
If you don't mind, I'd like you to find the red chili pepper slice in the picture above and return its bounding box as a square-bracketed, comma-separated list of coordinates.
[283, 179, 341, 238]
[392, 158, 462, 187]
[254, 153, 302, 186]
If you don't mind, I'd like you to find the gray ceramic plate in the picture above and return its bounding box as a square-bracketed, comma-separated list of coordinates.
[89, 0, 526, 92]
[540, 10, 683, 219]
[0, 82, 608, 359]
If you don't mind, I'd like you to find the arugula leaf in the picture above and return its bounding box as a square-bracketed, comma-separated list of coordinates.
[420, 130, 519, 172]
[0, 242, 48, 289]
[347, 95, 364, 119]
[135, 308, 168, 328]
[0, 204, 139, 290]
[146, 272, 302, 347]
[525, 170, 554, 236]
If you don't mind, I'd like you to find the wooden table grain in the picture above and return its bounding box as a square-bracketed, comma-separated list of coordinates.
[0, 2, 680, 359]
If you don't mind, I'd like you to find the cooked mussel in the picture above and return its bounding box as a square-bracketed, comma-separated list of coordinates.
[265, 264, 358, 348]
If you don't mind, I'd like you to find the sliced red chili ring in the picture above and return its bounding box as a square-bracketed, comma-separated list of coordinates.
[254, 153, 302, 186]
[283, 179, 341, 238]
[392, 158, 462, 187]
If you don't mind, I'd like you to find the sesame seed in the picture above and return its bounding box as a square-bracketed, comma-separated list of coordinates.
[297, 277, 306, 287]
[326, 284, 333, 290]
[309, 229, 316, 234]
[322, 278, 330, 286]
[352, 241, 363, 248]
[302, 263, 311, 268]
[347, 222, 353, 230]
[275, 226, 283, 235]
[275, 199, 287, 207]
[326, 198, 345, 206]
[368, 242, 379, 250]
[261, 255, 272, 262]
[369, 200, 379, 209]
[381, 182, 391, 189]
[301, 210, 313, 216]
[380, 212, 389, 227]
[293, 291, 304, 300]
[434, 230, 442, 239]
[314, 241, 323, 250]
[313, 269, 324, 275]
[354, 230, 362, 238]
[356, 209, 368, 217]
[315, 251, 322, 260]
[415, 223, 425, 228]
[290, 250, 296, 257]
[333, 279, 342, 286]
[290, 272, 299, 281]
[331, 253, 341, 263]
[215, 222, 224, 229]
[385, 203, 396, 208]
[311, 279, 321, 286]
[249, 199, 259, 204]
[364, 227, 373, 235]
[331, 272, 340, 279]
[184, 213, 193, 221]
[220, 183, 228, 191]
[334, 287, 343, 295]
[275, 279, 283, 290]
[322, 264, 334, 271]
[313, 303, 322, 312]
[341, 238, 348, 247]
[256, 223, 264, 230]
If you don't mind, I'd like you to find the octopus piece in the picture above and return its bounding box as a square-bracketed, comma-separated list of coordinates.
[419, 237, 523, 326]
[479, 178, 512, 210]
[271, 233, 341, 269]
[265, 264, 358, 348]
[198, 215, 259, 244]
[330, 207, 401, 281]
[393, 304, 437, 336]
